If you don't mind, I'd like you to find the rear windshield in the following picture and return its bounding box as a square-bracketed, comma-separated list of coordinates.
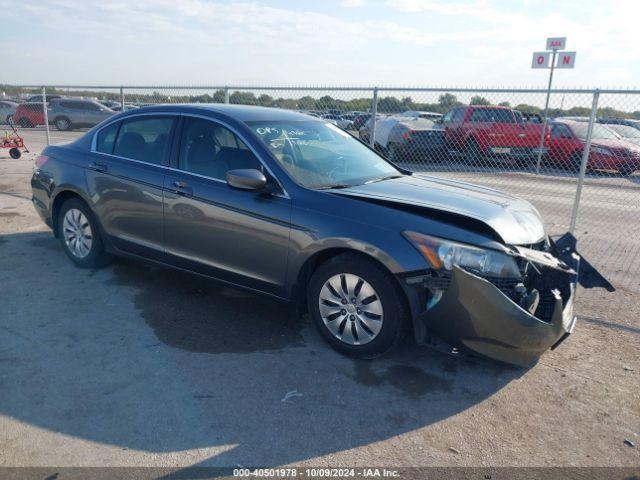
[469, 108, 515, 123]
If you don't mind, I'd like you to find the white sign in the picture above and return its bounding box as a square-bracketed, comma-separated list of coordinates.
[555, 51, 577, 68]
[546, 37, 567, 51]
[532, 51, 551, 69]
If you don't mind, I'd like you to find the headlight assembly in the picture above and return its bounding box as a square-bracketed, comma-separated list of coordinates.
[403, 231, 521, 278]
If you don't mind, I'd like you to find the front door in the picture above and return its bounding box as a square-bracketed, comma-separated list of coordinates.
[163, 116, 291, 296]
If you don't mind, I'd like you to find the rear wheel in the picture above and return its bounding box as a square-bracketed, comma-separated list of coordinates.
[18, 118, 33, 128]
[57, 198, 111, 268]
[54, 116, 72, 131]
[9, 148, 21, 159]
[307, 253, 408, 358]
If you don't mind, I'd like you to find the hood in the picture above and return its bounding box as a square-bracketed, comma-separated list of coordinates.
[590, 138, 640, 152]
[332, 174, 546, 245]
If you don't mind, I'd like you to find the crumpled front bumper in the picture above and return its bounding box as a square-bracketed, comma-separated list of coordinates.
[414, 265, 576, 367]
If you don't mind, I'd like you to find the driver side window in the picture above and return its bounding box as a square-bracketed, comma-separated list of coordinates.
[179, 118, 262, 180]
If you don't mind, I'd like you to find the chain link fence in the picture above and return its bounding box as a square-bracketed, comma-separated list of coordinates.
[2, 84, 639, 296]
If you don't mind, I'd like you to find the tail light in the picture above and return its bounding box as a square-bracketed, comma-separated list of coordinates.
[402, 130, 415, 141]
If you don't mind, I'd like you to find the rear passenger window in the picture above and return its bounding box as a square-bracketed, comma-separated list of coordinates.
[113, 117, 174, 164]
[179, 117, 260, 180]
[96, 122, 120, 154]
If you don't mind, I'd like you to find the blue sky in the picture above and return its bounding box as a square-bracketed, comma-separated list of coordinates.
[1, 0, 637, 87]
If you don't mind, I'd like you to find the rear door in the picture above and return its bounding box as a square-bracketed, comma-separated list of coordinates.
[86, 115, 177, 260]
[163, 115, 291, 296]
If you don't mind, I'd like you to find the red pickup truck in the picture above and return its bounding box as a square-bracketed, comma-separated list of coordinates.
[441, 105, 548, 162]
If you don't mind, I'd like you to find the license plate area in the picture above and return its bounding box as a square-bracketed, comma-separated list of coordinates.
[491, 147, 511, 154]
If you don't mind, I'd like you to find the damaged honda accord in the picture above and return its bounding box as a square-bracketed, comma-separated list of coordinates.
[31, 104, 579, 367]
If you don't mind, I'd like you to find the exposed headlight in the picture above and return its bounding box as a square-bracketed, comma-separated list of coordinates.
[591, 146, 613, 156]
[403, 231, 521, 278]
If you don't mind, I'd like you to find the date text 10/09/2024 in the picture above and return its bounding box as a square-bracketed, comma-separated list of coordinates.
[233, 468, 400, 478]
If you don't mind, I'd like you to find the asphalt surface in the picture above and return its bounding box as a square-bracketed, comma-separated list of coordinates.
[0, 129, 638, 468]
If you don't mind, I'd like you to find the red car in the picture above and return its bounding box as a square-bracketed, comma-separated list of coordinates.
[13, 103, 45, 128]
[441, 105, 548, 162]
[547, 120, 640, 174]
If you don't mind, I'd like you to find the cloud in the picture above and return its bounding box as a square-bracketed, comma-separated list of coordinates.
[340, 0, 366, 6]
[2, 0, 638, 87]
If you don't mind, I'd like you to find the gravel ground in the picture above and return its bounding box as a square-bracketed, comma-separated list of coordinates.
[0, 130, 638, 469]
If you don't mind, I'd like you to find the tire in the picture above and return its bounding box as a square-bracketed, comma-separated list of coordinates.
[387, 142, 399, 162]
[570, 151, 584, 173]
[6, 114, 12, 125]
[9, 148, 21, 159]
[54, 116, 72, 131]
[619, 165, 635, 176]
[18, 118, 33, 128]
[307, 253, 408, 358]
[464, 138, 481, 165]
[57, 198, 111, 268]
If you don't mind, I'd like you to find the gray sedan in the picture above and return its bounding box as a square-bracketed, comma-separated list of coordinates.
[48, 99, 115, 131]
[31, 104, 579, 367]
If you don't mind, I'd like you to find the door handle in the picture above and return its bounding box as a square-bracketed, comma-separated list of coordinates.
[89, 161, 107, 173]
[168, 180, 192, 195]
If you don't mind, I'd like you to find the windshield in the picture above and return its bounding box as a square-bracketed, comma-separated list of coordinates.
[570, 122, 619, 140]
[248, 120, 402, 189]
[605, 124, 640, 138]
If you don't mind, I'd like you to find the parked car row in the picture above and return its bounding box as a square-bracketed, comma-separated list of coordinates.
[9, 98, 116, 130]
[1, 95, 142, 128]
[356, 105, 640, 175]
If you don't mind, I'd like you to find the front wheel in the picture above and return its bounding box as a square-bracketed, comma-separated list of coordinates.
[307, 253, 408, 358]
[464, 138, 481, 164]
[57, 198, 111, 268]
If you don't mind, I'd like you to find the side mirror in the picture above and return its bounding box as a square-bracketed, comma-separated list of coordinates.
[226, 169, 267, 191]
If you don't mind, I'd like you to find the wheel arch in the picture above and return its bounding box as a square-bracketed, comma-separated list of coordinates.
[292, 247, 413, 321]
[50, 189, 97, 238]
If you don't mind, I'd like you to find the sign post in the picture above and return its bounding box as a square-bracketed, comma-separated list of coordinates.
[533, 37, 576, 174]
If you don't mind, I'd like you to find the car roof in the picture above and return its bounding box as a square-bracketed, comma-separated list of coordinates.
[119, 104, 315, 122]
[466, 105, 510, 109]
[51, 98, 98, 103]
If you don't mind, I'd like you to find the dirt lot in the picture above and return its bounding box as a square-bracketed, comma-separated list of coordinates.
[0, 130, 638, 469]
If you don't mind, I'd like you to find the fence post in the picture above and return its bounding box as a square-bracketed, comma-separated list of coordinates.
[569, 89, 600, 234]
[41, 87, 50, 146]
[370, 87, 378, 148]
[535, 50, 557, 174]
[120, 87, 125, 111]
[224, 86, 230, 104]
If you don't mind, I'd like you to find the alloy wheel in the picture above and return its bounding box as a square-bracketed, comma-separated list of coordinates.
[62, 208, 93, 258]
[56, 118, 70, 131]
[318, 273, 383, 346]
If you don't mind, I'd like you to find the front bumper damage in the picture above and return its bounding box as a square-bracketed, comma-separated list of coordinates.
[407, 239, 579, 367]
